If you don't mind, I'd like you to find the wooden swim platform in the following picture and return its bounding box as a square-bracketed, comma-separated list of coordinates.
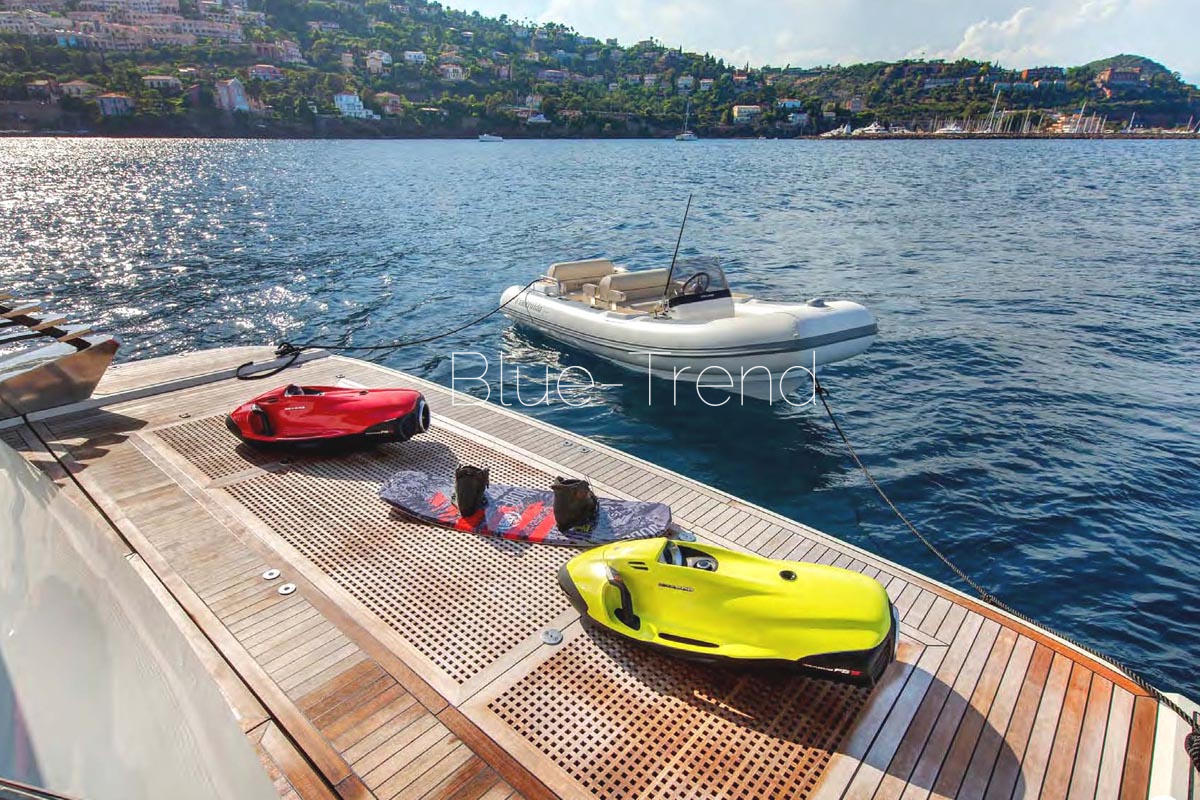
[4, 346, 1195, 800]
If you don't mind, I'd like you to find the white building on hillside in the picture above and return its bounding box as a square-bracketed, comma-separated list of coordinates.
[334, 91, 380, 120]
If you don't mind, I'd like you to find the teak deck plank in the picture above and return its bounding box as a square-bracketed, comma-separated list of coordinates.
[1093, 688, 1135, 800]
[1118, 697, 1157, 800]
[18, 348, 1178, 800]
[1065, 676, 1113, 800]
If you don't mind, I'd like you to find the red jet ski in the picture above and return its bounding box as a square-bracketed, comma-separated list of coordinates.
[227, 384, 430, 449]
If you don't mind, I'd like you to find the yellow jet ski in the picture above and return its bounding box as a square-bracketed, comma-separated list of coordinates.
[558, 537, 899, 686]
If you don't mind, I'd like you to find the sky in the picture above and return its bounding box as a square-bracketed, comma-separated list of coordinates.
[451, 0, 1200, 84]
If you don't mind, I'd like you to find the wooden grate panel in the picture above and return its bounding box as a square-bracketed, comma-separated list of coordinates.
[157, 415, 575, 684]
[155, 415, 281, 480]
[489, 631, 868, 800]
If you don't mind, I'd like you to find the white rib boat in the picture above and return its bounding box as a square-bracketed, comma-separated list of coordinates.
[501, 258, 877, 401]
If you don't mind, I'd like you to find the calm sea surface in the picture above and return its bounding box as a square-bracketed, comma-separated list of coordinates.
[2, 137, 1198, 697]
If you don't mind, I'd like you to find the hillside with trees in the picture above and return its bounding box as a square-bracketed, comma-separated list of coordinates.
[1, 0, 1197, 137]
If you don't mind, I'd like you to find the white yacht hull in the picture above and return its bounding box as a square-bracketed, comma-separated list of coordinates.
[501, 286, 877, 402]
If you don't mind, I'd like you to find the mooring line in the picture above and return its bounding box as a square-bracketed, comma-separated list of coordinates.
[813, 379, 1199, 768]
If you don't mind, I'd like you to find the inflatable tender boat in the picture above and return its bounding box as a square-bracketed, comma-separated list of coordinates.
[558, 537, 898, 686]
[226, 384, 430, 448]
[502, 258, 877, 401]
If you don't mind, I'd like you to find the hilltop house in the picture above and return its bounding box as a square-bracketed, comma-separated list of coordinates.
[1096, 67, 1142, 87]
[97, 92, 134, 115]
[699, 78, 714, 91]
[340, 51, 353, 70]
[732, 104, 762, 123]
[213, 77, 249, 112]
[402, 50, 426, 64]
[334, 91, 380, 119]
[776, 98, 804, 109]
[536, 68, 566, 83]
[676, 74, 694, 91]
[1021, 66, 1065, 81]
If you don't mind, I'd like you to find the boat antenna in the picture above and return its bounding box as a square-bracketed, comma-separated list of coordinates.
[661, 193, 693, 305]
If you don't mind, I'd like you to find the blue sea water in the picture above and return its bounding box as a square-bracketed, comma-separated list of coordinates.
[1, 137, 1198, 698]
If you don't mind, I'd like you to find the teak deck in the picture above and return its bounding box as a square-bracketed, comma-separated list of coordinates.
[5, 346, 1191, 800]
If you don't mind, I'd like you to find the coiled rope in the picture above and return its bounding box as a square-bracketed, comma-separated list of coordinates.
[234, 278, 542, 381]
[813, 380, 1200, 770]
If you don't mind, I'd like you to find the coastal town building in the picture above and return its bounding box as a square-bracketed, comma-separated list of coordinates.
[60, 79, 99, 97]
[843, 96, 864, 112]
[732, 104, 762, 123]
[141, 74, 181, 92]
[248, 64, 284, 81]
[402, 50, 426, 64]
[699, 77, 714, 91]
[536, 68, 566, 83]
[373, 91, 403, 115]
[333, 90, 380, 119]
[923, 77, 958, 89]
[24, 78, 57, 98]
[0, 0, 66, 11]
[1021, 66, 1065, 81]
[676, 74, 694, 91]
[96, 92, 134, 115]
[438, 63, 464, 81]
[777, 98, 804, 109]
[279, 40, 304, 64]
[365, 49, 392, 74]
[213, 76, 249, 112]
[787, 111, 809, 126]
[340, 51, 354, 70]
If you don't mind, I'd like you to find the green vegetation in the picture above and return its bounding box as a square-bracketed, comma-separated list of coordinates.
[1, 0, 1197, 137]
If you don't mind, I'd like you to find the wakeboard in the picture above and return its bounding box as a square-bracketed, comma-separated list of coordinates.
[379, 470, 672, 547]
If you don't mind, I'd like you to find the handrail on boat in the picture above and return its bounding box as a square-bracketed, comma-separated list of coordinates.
[0, 776, 83, 800]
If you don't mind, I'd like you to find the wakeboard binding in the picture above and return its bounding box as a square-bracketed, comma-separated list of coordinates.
[454, 465, 489, 517]
[552, 476, 598, 532]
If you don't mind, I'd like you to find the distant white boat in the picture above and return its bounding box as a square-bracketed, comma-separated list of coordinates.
[934, 122, 965, 135]
[853, 121, 887, 136]
[525, 113, 550, 125]
[888, 124, 913, 135]
[820, 123, 852, 138]
[478, 133, 503, 142]
[675, 100, 698, 141]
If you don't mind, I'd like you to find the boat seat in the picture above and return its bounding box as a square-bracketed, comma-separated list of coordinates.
[546, 259, 617, 292]
[594, 268, 672, 309]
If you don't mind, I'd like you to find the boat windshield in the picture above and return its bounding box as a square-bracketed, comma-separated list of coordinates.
[665, 258, 731, 307]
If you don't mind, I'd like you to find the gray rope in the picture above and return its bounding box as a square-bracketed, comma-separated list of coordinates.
[813, 380, 1200, 768]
